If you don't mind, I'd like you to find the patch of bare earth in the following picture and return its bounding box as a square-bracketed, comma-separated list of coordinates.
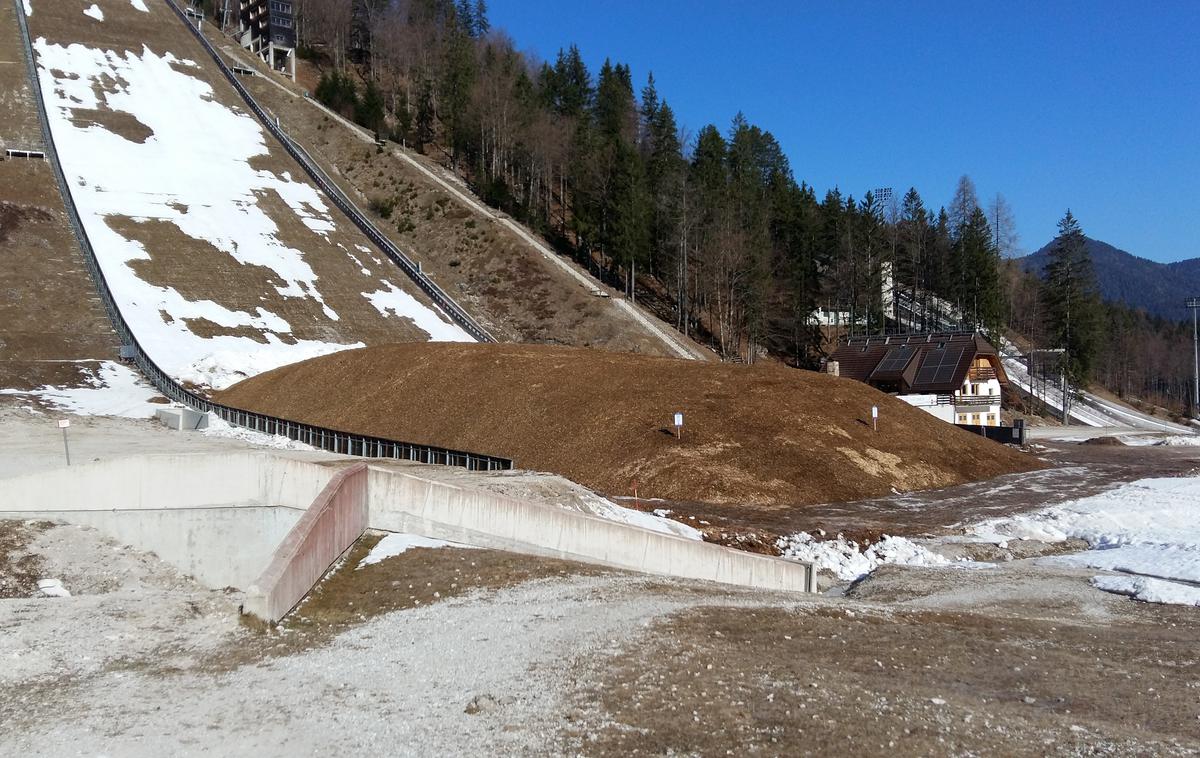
[0, 520, 51, 598]
[573, 574, 1200, 755]
[208, 533, 601, 670]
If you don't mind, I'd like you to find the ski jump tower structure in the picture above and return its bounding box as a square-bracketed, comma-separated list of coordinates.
[237, 0, 295, 80]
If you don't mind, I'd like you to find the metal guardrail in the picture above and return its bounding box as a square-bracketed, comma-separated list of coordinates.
[11, 0, 512, 472]
[164, 0, 495, 344]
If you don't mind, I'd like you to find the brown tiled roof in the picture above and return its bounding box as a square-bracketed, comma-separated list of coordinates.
[829, 332, 1007, 394]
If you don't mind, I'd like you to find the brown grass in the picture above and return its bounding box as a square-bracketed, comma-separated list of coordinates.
[216, 342, 1040, 507]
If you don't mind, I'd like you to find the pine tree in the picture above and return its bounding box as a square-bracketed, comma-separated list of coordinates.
[1042, 210, 1102, 383]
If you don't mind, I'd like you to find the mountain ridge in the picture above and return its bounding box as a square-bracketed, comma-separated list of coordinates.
[1020, 238, 1200, 320]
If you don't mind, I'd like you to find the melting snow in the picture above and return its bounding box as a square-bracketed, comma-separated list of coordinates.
[201, 415, 315, 450]
[0, 361, 162, 418]
[83, 4, 103, 20]
[777, 532, 951, 581]
[357, 533, 474, 568]
[37, 579, 71, 598]
[362, 280, 472, 342]
[971, 477, 1200, 606]
[130, 0, 149, 11]
[32, 39, 467, 390]
[576, 494, 703, 540]
[22, 0, 31, 17]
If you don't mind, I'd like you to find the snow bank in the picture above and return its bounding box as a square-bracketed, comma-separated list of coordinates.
[357, 533, 473, 568]
[1091, 575, 1200, 606]
[1118, 434, 1200, 447]
[83, 4, 103, 21]
[201, 415, 315, 451]
[777, 532, 949, 581]
[0, 361, 162, 418]
[971, 477, 1200, 605]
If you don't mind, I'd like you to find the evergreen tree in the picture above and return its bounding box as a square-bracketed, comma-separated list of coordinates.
[472, 0, 489, 37]
[1042, 210, 1102, 383]
[355, 79, 386, 136]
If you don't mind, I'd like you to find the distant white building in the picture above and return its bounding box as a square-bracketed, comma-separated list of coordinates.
[829, 332, 1007, 428]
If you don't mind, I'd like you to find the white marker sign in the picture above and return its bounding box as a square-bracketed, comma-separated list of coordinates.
[58, 419, 70, 429]
[674, 412, 684, 427]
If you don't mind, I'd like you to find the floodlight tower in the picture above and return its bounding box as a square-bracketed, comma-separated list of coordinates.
[1187, 297, 1200, 415]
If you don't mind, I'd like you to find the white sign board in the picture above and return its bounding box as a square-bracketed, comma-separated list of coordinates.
[871, 406, 878, 419]
[58, 419, 70, 429]
[673, 412, 684, 427]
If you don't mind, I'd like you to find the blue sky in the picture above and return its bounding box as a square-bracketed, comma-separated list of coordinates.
[487, 1, 1200, 263]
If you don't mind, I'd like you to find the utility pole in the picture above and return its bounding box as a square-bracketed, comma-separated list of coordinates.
[1187, 297, 1200, 416]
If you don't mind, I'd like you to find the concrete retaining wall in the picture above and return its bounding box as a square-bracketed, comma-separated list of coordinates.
[242, 463, 369, 623]
[366, 468, 816, 594]
[7, 506, 301, 588]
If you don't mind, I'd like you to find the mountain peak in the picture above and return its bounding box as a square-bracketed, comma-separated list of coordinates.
[1021, 238, 1200, 320]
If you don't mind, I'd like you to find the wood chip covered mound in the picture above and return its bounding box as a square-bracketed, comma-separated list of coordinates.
[216, 343, 1039, 507]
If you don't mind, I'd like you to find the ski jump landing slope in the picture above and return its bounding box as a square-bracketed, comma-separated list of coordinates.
[23, 0, 472, 391]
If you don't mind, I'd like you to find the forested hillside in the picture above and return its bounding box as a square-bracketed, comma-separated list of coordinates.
[270, 0, 1013, 366]
[265, 0, 1192, 415]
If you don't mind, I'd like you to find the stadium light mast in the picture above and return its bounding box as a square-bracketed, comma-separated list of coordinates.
[1187, 297, 1200, 415]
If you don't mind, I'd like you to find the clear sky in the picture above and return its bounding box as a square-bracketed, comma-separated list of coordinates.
[487, 0, 1200, 263]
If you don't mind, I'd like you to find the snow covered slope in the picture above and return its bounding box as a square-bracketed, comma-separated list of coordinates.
[25, 0, 472, 390]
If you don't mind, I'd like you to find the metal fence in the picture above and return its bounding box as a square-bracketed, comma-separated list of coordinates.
[11, 0, 513, 472]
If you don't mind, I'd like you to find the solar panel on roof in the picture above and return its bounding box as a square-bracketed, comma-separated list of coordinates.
[913, 346, 966, 387]
[934, 347, 966, 384]
[873, 346, 916, 375]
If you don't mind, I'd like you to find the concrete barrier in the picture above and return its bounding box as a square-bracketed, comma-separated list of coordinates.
[0, 451, 815, 625]
[242, 463, 370, 623]
[366, 468, 816, 594]
[155, 408, 210, 430]
[6, 506, 301, 588]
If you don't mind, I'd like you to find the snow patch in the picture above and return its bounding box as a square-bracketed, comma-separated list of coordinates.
[83, 4, 103, 20]
[357, 533, 473, 568]
[0, 361, 162, 418]
[971, 477, 1200, 605]
[177, 339, 362, 391]
[22, 0, 31, 17]
[201, 415, 315, 450]
[1091, 575, 1200, 606]
[362, 280, 472, 342]
[130, 0, 149, 11]
[37, 579, 71, 598]
[777, 533, 949, 581]
[576, 495, 704, 540]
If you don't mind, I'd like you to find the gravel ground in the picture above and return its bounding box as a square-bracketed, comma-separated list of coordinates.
[0, 521, 785, 757]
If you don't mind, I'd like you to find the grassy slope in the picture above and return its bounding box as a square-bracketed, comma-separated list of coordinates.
[216, 343, 1039, 507]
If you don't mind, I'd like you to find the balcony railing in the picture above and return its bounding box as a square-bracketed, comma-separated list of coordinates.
[968, 367, 997, 381]
[933, 393, 1000, 407]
